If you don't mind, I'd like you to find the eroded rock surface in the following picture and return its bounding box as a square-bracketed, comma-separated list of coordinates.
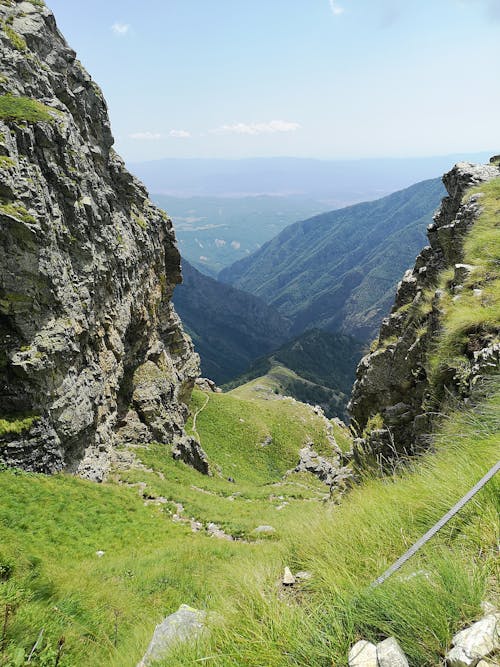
[0, 1, 202, 479]
[349, 161, 500, 459]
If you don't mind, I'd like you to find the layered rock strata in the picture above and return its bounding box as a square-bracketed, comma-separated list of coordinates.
[0, 1, 204, 479]
[349, 161, 500, 460]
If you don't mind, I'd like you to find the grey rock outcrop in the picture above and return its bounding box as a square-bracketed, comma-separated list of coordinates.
[349, 161, 500, 459]
[0, 1, 203, 479]
[294, 443, 351, 488]
[137, 604, 206, 667]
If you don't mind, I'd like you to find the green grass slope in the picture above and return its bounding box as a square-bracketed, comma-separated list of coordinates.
[219, 178, 445, 340]
[0, 381, 498, 666]
[0, 388, 335, 666]
[224, 329, 365, 419]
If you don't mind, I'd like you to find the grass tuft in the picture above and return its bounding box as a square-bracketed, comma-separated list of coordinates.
[0, 95, 54, 123]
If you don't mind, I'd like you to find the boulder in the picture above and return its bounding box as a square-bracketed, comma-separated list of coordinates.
[253, 525, 275, 534]
[348, 640, 378, 667]
[446, 613, 500, 667]
[376, 637, 409, 667]
[137, 604, 206, 667]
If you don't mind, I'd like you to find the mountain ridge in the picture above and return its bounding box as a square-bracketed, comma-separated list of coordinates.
[220, 177, 446, 340]
[173, 259, 292, 384]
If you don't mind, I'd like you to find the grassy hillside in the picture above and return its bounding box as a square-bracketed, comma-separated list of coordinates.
[1, 381, 497, 666]
[224, 329, 365, 419]
[219, 178, 445, 340]
[0, 179, 498, 667]
[173, 259, 291, 383]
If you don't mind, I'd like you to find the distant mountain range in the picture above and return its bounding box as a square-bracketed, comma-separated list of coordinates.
[129, 154, 488, 200]
[224, 329, 365, 420]
[173, 259, 291, 383]
[219, 177, 446, 340]
[152, 194, 327, 276]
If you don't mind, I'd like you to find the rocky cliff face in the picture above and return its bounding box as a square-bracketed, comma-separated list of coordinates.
[349, 160, 500, 461]
[0, 1, 204, 480]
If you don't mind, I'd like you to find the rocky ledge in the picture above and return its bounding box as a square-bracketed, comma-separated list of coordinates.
[0, 1, 205, 480]
[349, 160, 500, 461]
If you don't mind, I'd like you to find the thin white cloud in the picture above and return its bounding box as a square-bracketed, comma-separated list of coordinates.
[169, 129, 191, 138]
[211, 120, 301, 136]
[111, 22, 130, 36]
[214, 239, 226, 248]
[129, 132, 162, 140]
[329, 0, 345, 16]
[231, 241, 241, 250]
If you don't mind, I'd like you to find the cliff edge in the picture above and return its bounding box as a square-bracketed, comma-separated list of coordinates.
[349, 159, 500, 461]
[0, 1, 203, 480]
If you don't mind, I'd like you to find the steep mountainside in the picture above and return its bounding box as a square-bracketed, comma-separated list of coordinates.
[350, 160, 500, 460]
[0, 1, 202, 480]
[173, 259, 291, 383]
[219, 178, 446, 340]
[224, 329, 364, 419]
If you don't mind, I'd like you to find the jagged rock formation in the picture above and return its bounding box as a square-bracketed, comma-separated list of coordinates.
[0, 1, 204, 480]
[349, 161, 500, 460]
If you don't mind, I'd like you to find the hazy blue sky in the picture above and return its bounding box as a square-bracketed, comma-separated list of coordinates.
[46, 1, 499, 162]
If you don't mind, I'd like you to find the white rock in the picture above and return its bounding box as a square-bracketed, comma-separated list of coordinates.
[282, 567, 296, 586]
[137, 604, 206, 667]
[377, 637, 409, 667]
[481, 602, 497, 616]
[95, 550, 105, 557]
[253, 525, 275, 534]
[446, 613, 500, 666]
[348, 640, 378, 667]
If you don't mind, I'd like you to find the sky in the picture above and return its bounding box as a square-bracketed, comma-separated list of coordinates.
[45, 0, 500, 163]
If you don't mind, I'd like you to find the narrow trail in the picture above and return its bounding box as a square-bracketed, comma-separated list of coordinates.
[191, 392, 210, 441]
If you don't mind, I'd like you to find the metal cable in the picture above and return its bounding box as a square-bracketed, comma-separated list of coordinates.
[371, 459, 500, 588]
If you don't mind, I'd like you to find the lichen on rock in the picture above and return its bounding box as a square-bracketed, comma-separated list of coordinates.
[0, 1, 203, 480]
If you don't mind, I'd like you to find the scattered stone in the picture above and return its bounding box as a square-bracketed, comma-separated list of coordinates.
[190, 520, 203, 532]
[260, 436, 273, 447]
[253, 525, 275, 534]
[454, 263, 476, 284]
[95, 550, 105, 558]
[293, 444, 351, 488]
[295, 571, 312, 581]
[282, 567, 296, 586]
[195, 377, 219, 392]
[207, 523, 233, 541]
[348, 640, 378, 667]
[137, 604, 206, 666]
[376, 637, 409, 667]
[446, 613, 500, 667]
